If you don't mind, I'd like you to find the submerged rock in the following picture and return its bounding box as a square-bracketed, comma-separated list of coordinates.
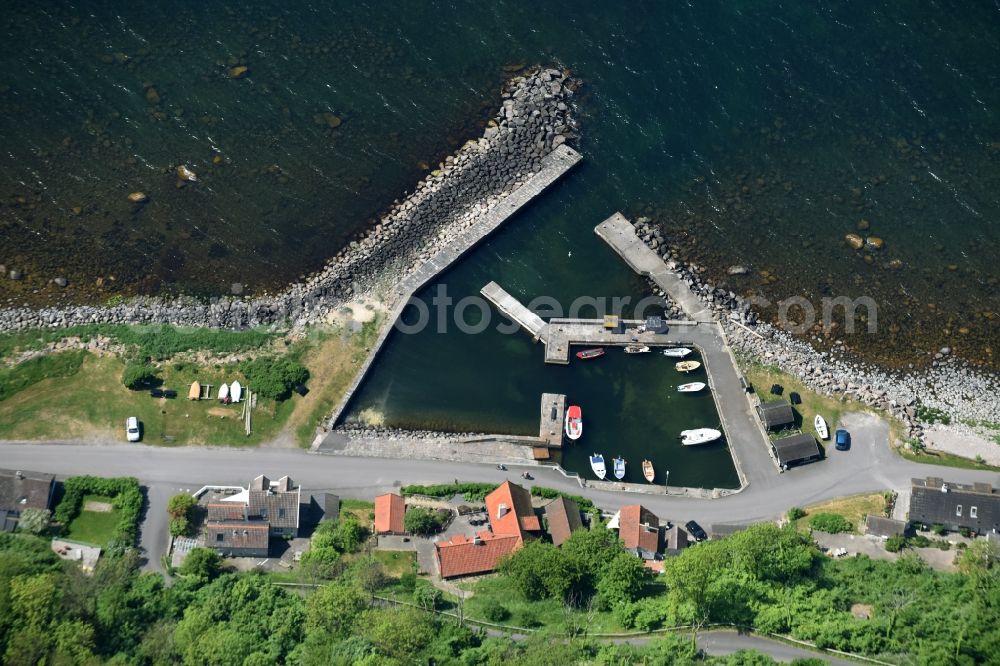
[52, 277, 68, 288]
[228, 65, 249, 79]
[845, 233, 864, 250]
[727, 265, 750, 275]
[127, 192, 148, 203]
[176, 165, 198, 182]
[865, 236, 884, 250]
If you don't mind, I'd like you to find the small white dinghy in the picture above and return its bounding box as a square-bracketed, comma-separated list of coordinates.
[230, 380, 243, 403]
[814, 414, 829, 440]
[662, 347, 692, 358]
[218, 382, 230, 403]
[681, 428, 722, 446]
[677, 382, 706, 393]
[613, 456, 626, 480]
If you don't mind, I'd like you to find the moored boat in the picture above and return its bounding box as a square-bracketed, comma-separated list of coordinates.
[642, 459, 655, 483]
[681, 428, 722, 445]
[590, 453, 607, 480]
[564, 405, 583, 440]
[613, 456, 626, 480]
[677, 382, 706, 393]
[662, 347, 692, 358]
[230, 380, 243, 403]
[814, 414, 829, 440]
[624, 345, 650, 354]
[575, 348, 605, 360]
[675, 360, 701, 372]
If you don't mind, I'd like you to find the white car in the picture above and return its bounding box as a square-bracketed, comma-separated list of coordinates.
[126, 416, 141, 442]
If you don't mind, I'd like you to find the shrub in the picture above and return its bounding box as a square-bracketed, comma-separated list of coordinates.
[400, 483, 496, 502]
[885, 535, 906, 553]
[931, 523, 947, 536]
[414, 582, 442, 611]
[167, 493, 197, 537]
[530, 486, 597, 513]
[398, 571, 417, 593]
[481, 599, 510, 622]
[787, 506, 807, 521]
[403, 507, 447, 536]
[238, 356, 309, 401]
[121, 363, 158, 390]
[17, 508, 51, 534]
[808, 513, 853, 534]
[55, 476, 143, 549]
[180, 548, 222, 580]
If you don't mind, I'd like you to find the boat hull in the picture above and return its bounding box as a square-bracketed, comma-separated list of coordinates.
[681, 428, 722, 445]
[613, 457, 626, 480]
[642, 460, 655, 483]
[675, 361, 701, 372]
[662, 348, 692, 357]
[677, 382, 706, 393]
[590, 454, 606, 479]
[565, 405, 583, 440]
[575, 348, 605, 360]
[814, 415, 829, 440]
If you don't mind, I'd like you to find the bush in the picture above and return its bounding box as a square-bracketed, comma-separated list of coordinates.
[414, 582, 442, 611]
[167, 494, 197, 537]
[238, 356, 309, 401]
[808, 513, 853, 534]
[403, 507, 446, 536]
[121, 363, 159, 390]
[931, 523, 947, 536]
[481, 598, 510, 622]
[55, 476, 143, 549]
[180, 548, 222, 580]
[400, 483, 496, 502]
[530, 486, 597, 513]
[885, 535, 907, 553]
[17, 508, 51, 534]
[787, 506, 807, 521]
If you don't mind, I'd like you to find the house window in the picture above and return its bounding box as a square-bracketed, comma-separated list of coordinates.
[970, 506, 978, 519]
[216, 533, 224, 542]
[956, 505, 962, 517]
[260, 508, 268, 519]
[278, 508, 286, 518]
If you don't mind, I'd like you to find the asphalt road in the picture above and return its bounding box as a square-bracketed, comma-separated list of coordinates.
[3, 411, 997, 573]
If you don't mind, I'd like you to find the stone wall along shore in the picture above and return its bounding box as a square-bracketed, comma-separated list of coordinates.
[628, 217, 1000, 447]
[0, 67, 579, 333]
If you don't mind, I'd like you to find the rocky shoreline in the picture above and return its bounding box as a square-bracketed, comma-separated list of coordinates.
[630, 217, 1000, 452]
[0, 67, 578, 333]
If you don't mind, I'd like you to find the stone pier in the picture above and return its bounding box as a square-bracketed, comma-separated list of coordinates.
[539, 393, 566, 447]
[481, 282, 546, 338]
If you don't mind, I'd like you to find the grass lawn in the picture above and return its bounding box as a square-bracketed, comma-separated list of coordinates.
[792, 492, 887, 534]
[340, 499, 375, 523]
[372, 550, 417, 577]
[897, 447, 1000, 472]
[65, 494, 120, 547]
[0, 321, 373, 447]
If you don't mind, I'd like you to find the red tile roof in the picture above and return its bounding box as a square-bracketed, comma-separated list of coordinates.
[643, 559, 664, 573]
[374, 493, 406, 534]
[485, 481, 539, 540]
[435, 531, 522, 578]
[544, 496, 583, 546]
[618, 505, 660, 553]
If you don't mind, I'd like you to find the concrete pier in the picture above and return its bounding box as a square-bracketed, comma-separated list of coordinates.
[539, 393, 566, 447]
[326, 144, 582, 429]
[481, 282, 546, 338]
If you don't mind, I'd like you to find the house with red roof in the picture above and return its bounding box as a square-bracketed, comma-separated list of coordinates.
[374, 492, 406, 535]
[435, 481, 541, 579]
[613, 504, 662, 560]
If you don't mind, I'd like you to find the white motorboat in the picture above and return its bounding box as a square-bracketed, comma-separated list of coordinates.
[564, 405, 583, 440]
[814, 414, 829, 440]
[677, 382, 706, 393]
[613, 456, 626, 480]
[624, 345, 651, 354]
[230, 380, 243, 403]
[675, 360, 701, 372]
[662, 347, 692, 358]
[590, 453, 607, 480]
[681, 428, 722, 446]
[218, 382, 230, 403]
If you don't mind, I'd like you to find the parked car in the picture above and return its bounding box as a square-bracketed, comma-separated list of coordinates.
[685, 520, 708, 541]
[125, 416, 141, 442]
[835, 429, 851, 451]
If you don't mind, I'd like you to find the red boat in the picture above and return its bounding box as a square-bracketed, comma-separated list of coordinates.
[575, 348, 605, 360]
[564, 405, 583, 440]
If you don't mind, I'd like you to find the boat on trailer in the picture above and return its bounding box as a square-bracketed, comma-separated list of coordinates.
[564, 405, 583, 440]
[814, 414, 829, 440]
[613, 456, 626, 480]
[662, 347, 692, 358]
[624, 345, 651, 354]
[575, 348, 605, 360]
[590, 453, 607, 480]
[677, 382, 706, 393]
[681, 428, 723, 446]
[642, 460, 655, 483]
[675, 360, 701, 373]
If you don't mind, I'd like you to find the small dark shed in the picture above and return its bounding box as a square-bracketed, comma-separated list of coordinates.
[757, 400, 795, 430]
[772, 433, 821, 467]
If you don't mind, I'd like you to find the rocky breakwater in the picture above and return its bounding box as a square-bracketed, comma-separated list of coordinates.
[0, 67, 579, 332]
[627, 217, 1000, 446]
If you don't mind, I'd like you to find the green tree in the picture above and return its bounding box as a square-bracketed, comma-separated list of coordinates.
[414, 582, 442, 611]
[238, 357, 309, 401]
[167, 493, 197, 537]
[403, 507, 445, 536]
[358, 608, 435, 661]
[122, 363, 159, 390]
[596, 552, 651, 609]
[499, 540, 585, 602]
[180, 548, 222, 581]
[16, 508, 50, 535]
[305, 582, 367, 636]
[560, 526, 623, 575]
[808, 513, 853, 534]
[787, 506, 806, 521]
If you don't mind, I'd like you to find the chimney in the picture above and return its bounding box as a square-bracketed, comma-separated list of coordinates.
[473, 536, 483, 545]
[497, 503, 509, 519]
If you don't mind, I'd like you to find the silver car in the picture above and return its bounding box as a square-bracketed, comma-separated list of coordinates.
[125, 416, 141, 442]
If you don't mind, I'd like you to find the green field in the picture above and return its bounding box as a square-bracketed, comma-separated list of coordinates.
[65, 495, 120, 547]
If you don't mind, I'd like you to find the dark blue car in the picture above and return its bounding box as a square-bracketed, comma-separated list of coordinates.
[835, 429, 851, 451]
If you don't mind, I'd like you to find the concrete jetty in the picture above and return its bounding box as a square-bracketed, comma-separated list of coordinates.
[481, 282, 546, 338]
[539, 393, 566, 447]
[326, 144, 582, 428]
